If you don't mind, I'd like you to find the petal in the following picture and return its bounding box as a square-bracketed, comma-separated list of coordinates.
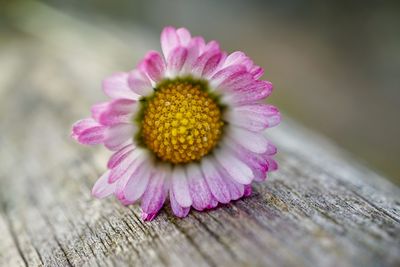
[118, 196, 133, 206]
[166, 46, 188, 77]
[266, 142, 278, 156]
[210, 65, 247, 89]
[127, 69, 153, 96]
[92, 170, 116, 198]
[228, 127, 270, 154]
[243, 184, 252, 197]
[267, 158, 278, 171]
[123, 162, 152, 202]
[176, 27, 191, 46]
[207, 197, 219, 209]
[77, 125, 106, 145]
[201, 157, 231, 204]
[233, 148, 267, 179]
[102, 72, 139, 100]
[98, 99, 137, 126]
[182, 36, 204, 73]
[253, 170, 268, 182]
[226, 139, 277, 181]
[217, 72, 254, 92]
[192, 36, 206, 53]
[202, 52, 225, 78]
[250, 66, 264, 79]
[141, 168, 168, 221]
[109, 148, 144, 183]
[187, 164, 212, 211]
[71, 118, 99, 140]
[227, 104, 281, 132]
[220, 169, 245, 200]
[139, 51, 166, 83]
[114, 151, 150, 201]
[91, 102, 109, 122]
[204, 40, 220, 54]
[107, 144, 135, 169]
[191, 49, 222, 77]
[222, 51, 264, 79]
[161, 26, 179, 60]
[171, 166, 192, 207]
[224, 80, 273, 105]
[104, 123, 135, 151]
[170, 190, 190, 218]
[222, 51, 249, 68]
[214, 148, 254, 185]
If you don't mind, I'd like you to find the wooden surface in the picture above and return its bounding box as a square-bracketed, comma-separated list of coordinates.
[1, 5, 400, 267]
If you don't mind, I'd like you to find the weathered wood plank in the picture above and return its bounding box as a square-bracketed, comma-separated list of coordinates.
[0, 5, 399, 267]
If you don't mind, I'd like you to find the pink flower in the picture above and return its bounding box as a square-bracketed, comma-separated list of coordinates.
[72, 27, 281, 221]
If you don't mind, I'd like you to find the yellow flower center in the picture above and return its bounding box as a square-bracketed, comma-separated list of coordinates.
[140, 79, 224, 164]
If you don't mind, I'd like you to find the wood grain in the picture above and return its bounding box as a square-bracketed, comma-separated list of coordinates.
[0, 4, 399, 266]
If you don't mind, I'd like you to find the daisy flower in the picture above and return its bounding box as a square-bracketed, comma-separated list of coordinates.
[72, 27, 280, 221]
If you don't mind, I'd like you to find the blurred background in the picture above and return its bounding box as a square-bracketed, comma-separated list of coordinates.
[1, 0, 399, 184]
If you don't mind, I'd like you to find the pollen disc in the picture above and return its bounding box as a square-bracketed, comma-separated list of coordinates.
[140, 79, 224, 164]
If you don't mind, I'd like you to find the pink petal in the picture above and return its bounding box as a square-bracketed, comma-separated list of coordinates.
[99, 99, 137, 126]
[265, 142, 278, 156]
[71, 118, 99, 140]
[118, 196, 133, 206]
[222, 51, 264, 79]
[139, 51, 166, 83]
[210, 65, 247, 89]
[114, 151, 150, 201]
[204, 40, 220, 53]
[222, 51, 252, 70]
[233, 149, 268, 182]
[141, 170, 168, 221]
[92, 170, 116, 198]
[161, 26, 179, 60]
[77, 125, 106, 145]
[102, 72, 139, 100]
[207, 197, 219, 209]
[104, 123, 135, 151]
[166, 46, 188, 76]
[123, 162, 151, 202]
[220, 169, 245, 200]
[193, 36, 206, 54]
[107, 144, 135, 169]
[243, 184, 252, 197]
[217, 72, 254, 92]
[252, 169, 267, 182]
[187, 164, 212, 211]
[180, 37, 204, 74]
[250, 66, 264, 79]
[171, 166, 192, 207]
[170, 190, 190, 218]
[127, 69, 153, 96]
[176, 27, 191, 46]
[227, 104, 281, 132]
[192, 40, 221, 69]
[267, 158, 278, 171]
[228, 127, 270, 154]
[226, 139, 277, 181]
[109, 148, 144, 183]
[201, 158, 231, 204]
[214, 149, 254, 185]
[91, 102, 109, 122]
[191, 49, 222, 77]
[202, 52, 225, 78]
[224, 80, 273, 105]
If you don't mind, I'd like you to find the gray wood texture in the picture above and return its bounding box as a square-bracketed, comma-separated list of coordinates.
[1, 4, 399, 267]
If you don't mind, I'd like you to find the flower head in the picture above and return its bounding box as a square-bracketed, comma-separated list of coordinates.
[72, 27, 281, 221]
